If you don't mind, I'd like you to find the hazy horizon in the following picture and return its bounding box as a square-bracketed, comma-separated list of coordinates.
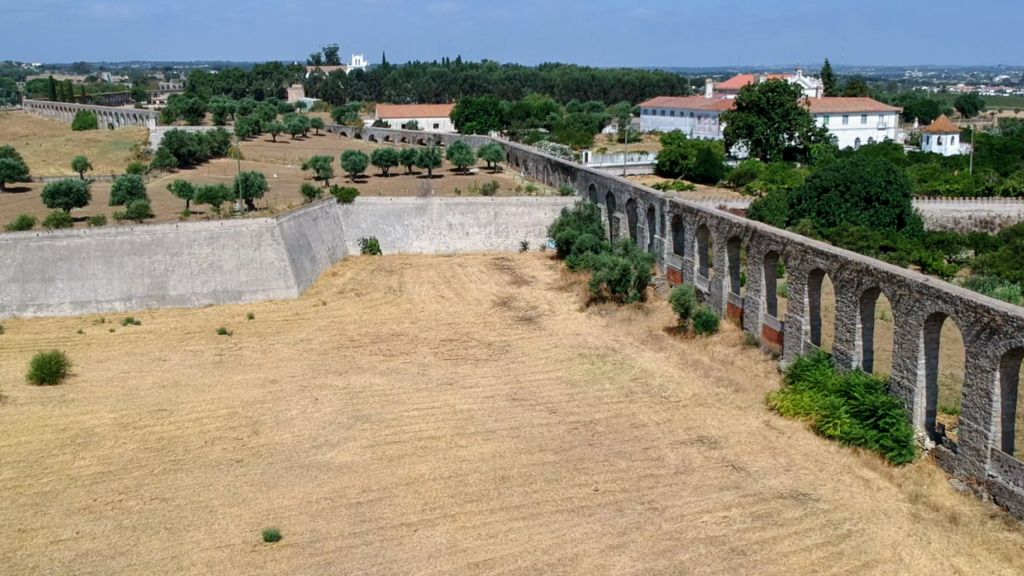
[2, 0, 1021, 68]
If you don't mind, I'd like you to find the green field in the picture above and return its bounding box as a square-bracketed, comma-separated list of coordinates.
[930, 92, 1024, 113]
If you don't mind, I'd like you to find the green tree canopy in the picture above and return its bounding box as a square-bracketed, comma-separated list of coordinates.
[399, 147, 419, 173]
[0, 154, 31, 191]
[450, 96, 506, 134]
[71, 110, 98, 131]
[370, 147, 400, 177]
[233, 171, 269, 211]
[301, 155, 336, 186]
[722, 79, 831, 162]
[954, 92, 986, 119]
[416, 146, 443, 177]
[109, 174, 149, 207]
[478, 142, 505, 172]
[446, 140, 477, 172]
[265, 121, 286, 142]
[310, 117, 325, 135]
[193, 183, 234, 214]
[71, 155, 92, 180]
[820, 59, 838, 97]
[41, 179, 91, 212]
[341, 150, 369, 181]
[167, 179, 197, 211]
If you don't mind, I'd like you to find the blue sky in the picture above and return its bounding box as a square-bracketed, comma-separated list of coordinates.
[1, 0, 1021, 67]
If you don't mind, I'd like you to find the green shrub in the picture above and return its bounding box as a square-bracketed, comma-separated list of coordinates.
[246, 312, 255, 321]
[5, 214, 37, 232]
[651, 180, 698, 192]
[300, 183, 323, 204]
[71, 110, 99, 131]
[519, 240, 530, 252]
[116, 200, 154, 223]
[41, 209, 74, 230]
[216, 327, 232, 336]
[669, 284, 697, 326]
[121, 317, 141, 326]
[587, 239, 655, 303]
[547, 201, 605, 259]
[692, 307, 721, 335]
[479, 180, 500, 196]
[330, 186, 359, 204]
[557, 184, 577, 196]
[359, 237, 382, 256]
[262, 528, 282, 543]
[767, 351, 917, 465]
[0, 324, 4, 335]
[524, 182, 539, 194]
[26, 350, 72, 386]
[125, 162, 147, 176]
[87, 214, 107, 227]
[777, 282, 789, 299]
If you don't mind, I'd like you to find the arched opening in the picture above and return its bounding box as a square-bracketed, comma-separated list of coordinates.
[354, 133, 364, 140]
[383, 135, 393, 143]
[806, 269, 836, 352]
[763, 251, 780, 317]
[625, 199, 639, 243]
[400, 137, 409, 144]
[671, 214, 685, 257]
[368, 134, 378, 143]
[696, 225, 712, 279]
[605, 192, 617, 240]
[646, 206, 657, 253]
[727, 236, 742, 296]
[588, 184, 599, 204]
[998, 348, 1024, 459]
[417, 138, 427, 146]
[855, 289, 895, 376]
[922, 312, 966, 443]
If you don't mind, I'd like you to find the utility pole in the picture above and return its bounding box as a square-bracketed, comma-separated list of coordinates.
[622, 122, 629, 178]
[969, 126, 976, 175]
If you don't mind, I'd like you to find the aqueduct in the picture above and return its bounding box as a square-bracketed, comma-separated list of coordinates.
[22, 99, 158, 130]
[3, 120, 1024, 517]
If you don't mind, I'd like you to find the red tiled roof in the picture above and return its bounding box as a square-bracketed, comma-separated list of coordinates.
[801, 97, 901, 114]
[921, 114, 960, 133]
[638, 96, 735, 111]
[306, 65, 347, 74]
[716, 74, 789, 90]
[376, 103, 455, 119]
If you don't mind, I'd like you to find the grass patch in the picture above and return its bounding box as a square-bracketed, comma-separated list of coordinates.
[246, 312, 255, 321]
[261, 528, 282, 543]
[767, 350, 917, 465]
[26, 350, 73, 386]
[216, 327, 233, 336]
[122, 317, 141, 326]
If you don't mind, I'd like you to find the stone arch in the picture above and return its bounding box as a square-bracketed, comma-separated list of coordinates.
[417, 138, 427, 146]
[696, 224, 712, 279]
[997, 347, 1024, 456]
[605, 192, 618, 241]
[588, 183, 599, 204]
[625, 198, 639, 243]
[921, 311, 967, 442]
[857, 287, 896, 374]
[354, 132, 364, 140]
[383, 135, 393, 143]
[805, 268, 836, 350]
[726, 236, 743, 296]
[646, 205, 657, 253]
[763, 251, 781, 318]
[368, 134, 379, 143]
[399, 136, 409, 144]
[670, 214, 685, 257]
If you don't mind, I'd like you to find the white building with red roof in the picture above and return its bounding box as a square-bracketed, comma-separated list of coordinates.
[639, 72, 902, 152]
[373, 104, 457, 133]
[920, 115, 965, 156]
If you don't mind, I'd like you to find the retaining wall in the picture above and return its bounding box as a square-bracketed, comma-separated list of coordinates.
[337, 197, 574, 255]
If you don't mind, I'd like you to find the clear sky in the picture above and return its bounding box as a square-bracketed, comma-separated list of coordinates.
[2, 0, 1021, 67]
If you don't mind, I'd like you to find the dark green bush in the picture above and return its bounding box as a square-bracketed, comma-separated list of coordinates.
[41, 210, 74, 230]
[547, 201, 605, 259]
[359, 237, 382, 256]
[692, 307, 721, 335]
[669, 284, 697, 326]
[262, 528, 281, 543]
[71, 110, 98, 131]
[519, 240, 530, 252]
[121, 317, 141, 326]
[557, 184, 577, 196]
[767, 351, 917, 465]
[217, 327, 232, 336]
[587, 239, 655, 303]
[5, 213, 37, 232]
[125, 162, 147, 176]
[87, 214, 107, 227]
[26, 350, 72, 386]
[330, 186, 359, 204]
[114, 200, 154, 223]
[300, 183, 323, 203]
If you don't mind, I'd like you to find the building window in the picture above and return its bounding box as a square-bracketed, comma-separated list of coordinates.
[690, 112, 694, 118]
[854, 137, 861, 148]
[937, 136, 943, 146]
[925, 135, 931, 146]
[642, 109, 648, 116]
[670, 110, 675, 117]
[433, 123, 440, 130]
[843, 115, 849, 125]
[822, 116, 829, 125]
[861, 115, 868, 124]
[952, 136, 957, 145]
[868, 137, 875, 144]
[660, 110, 665, 116]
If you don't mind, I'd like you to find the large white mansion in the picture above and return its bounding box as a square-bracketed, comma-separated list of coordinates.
[639, 70, 902, 151]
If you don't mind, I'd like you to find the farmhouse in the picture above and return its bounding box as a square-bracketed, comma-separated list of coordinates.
[373, 103, 457, 133]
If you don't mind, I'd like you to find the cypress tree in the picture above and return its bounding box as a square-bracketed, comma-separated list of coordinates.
[47, 76, 58, 101]
[821, 59, 838, 97]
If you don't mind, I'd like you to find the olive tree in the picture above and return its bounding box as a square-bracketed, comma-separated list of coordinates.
[370, 147, 400, 177]
[416, 146, 443, 178]
[341, 150, 369, 181]
[71, 155, 93, 180]
[233, 170, 269, 211]
[446, 140, 477, 173]
[301, 155, 335, 187]
[167, 179, 197, 212]
[109, 174, 148, 207]
[41, 179, 91, 212]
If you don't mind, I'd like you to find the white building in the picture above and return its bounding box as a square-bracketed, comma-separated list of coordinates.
[372, 104, 456, 133]
[305, 54, 370, 77]
[639, 77, 902, 151]
[713, 67, 824, 100]
[920, 115, 964, 156]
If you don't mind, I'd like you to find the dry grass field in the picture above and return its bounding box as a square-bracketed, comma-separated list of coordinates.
[2, 253, 1024, 575]
[0, 110, 148, 176]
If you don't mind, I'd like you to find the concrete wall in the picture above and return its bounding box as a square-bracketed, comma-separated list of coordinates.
[0, 200, 345, 320]
[338, 197, 574, 255]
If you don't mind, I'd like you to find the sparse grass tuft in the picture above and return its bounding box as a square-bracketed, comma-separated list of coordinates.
[121, 317, 141, 327]
[519, 240, 530, 253]
[744, 332, 760, 348]
[0, 324, 4, 335]
[77, 329, 84, 335]
[26, 350, 72, 386]
[217, 327, 232, 336]
[109, 328, 115, 333]
[246, 312, 255, 321]
[262, 528, 282, 543]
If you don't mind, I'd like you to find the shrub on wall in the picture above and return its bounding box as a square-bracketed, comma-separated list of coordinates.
[71, 110, 98, 131]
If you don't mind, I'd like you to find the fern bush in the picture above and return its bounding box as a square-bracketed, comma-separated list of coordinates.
[767, 350, 917, 465]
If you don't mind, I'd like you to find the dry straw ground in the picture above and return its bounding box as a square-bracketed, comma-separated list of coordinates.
[2, 253, 1024, 575]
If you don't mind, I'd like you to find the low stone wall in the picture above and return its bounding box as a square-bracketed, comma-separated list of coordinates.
[914, 197, 1024, 234]
[338, 197, 574, 255]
